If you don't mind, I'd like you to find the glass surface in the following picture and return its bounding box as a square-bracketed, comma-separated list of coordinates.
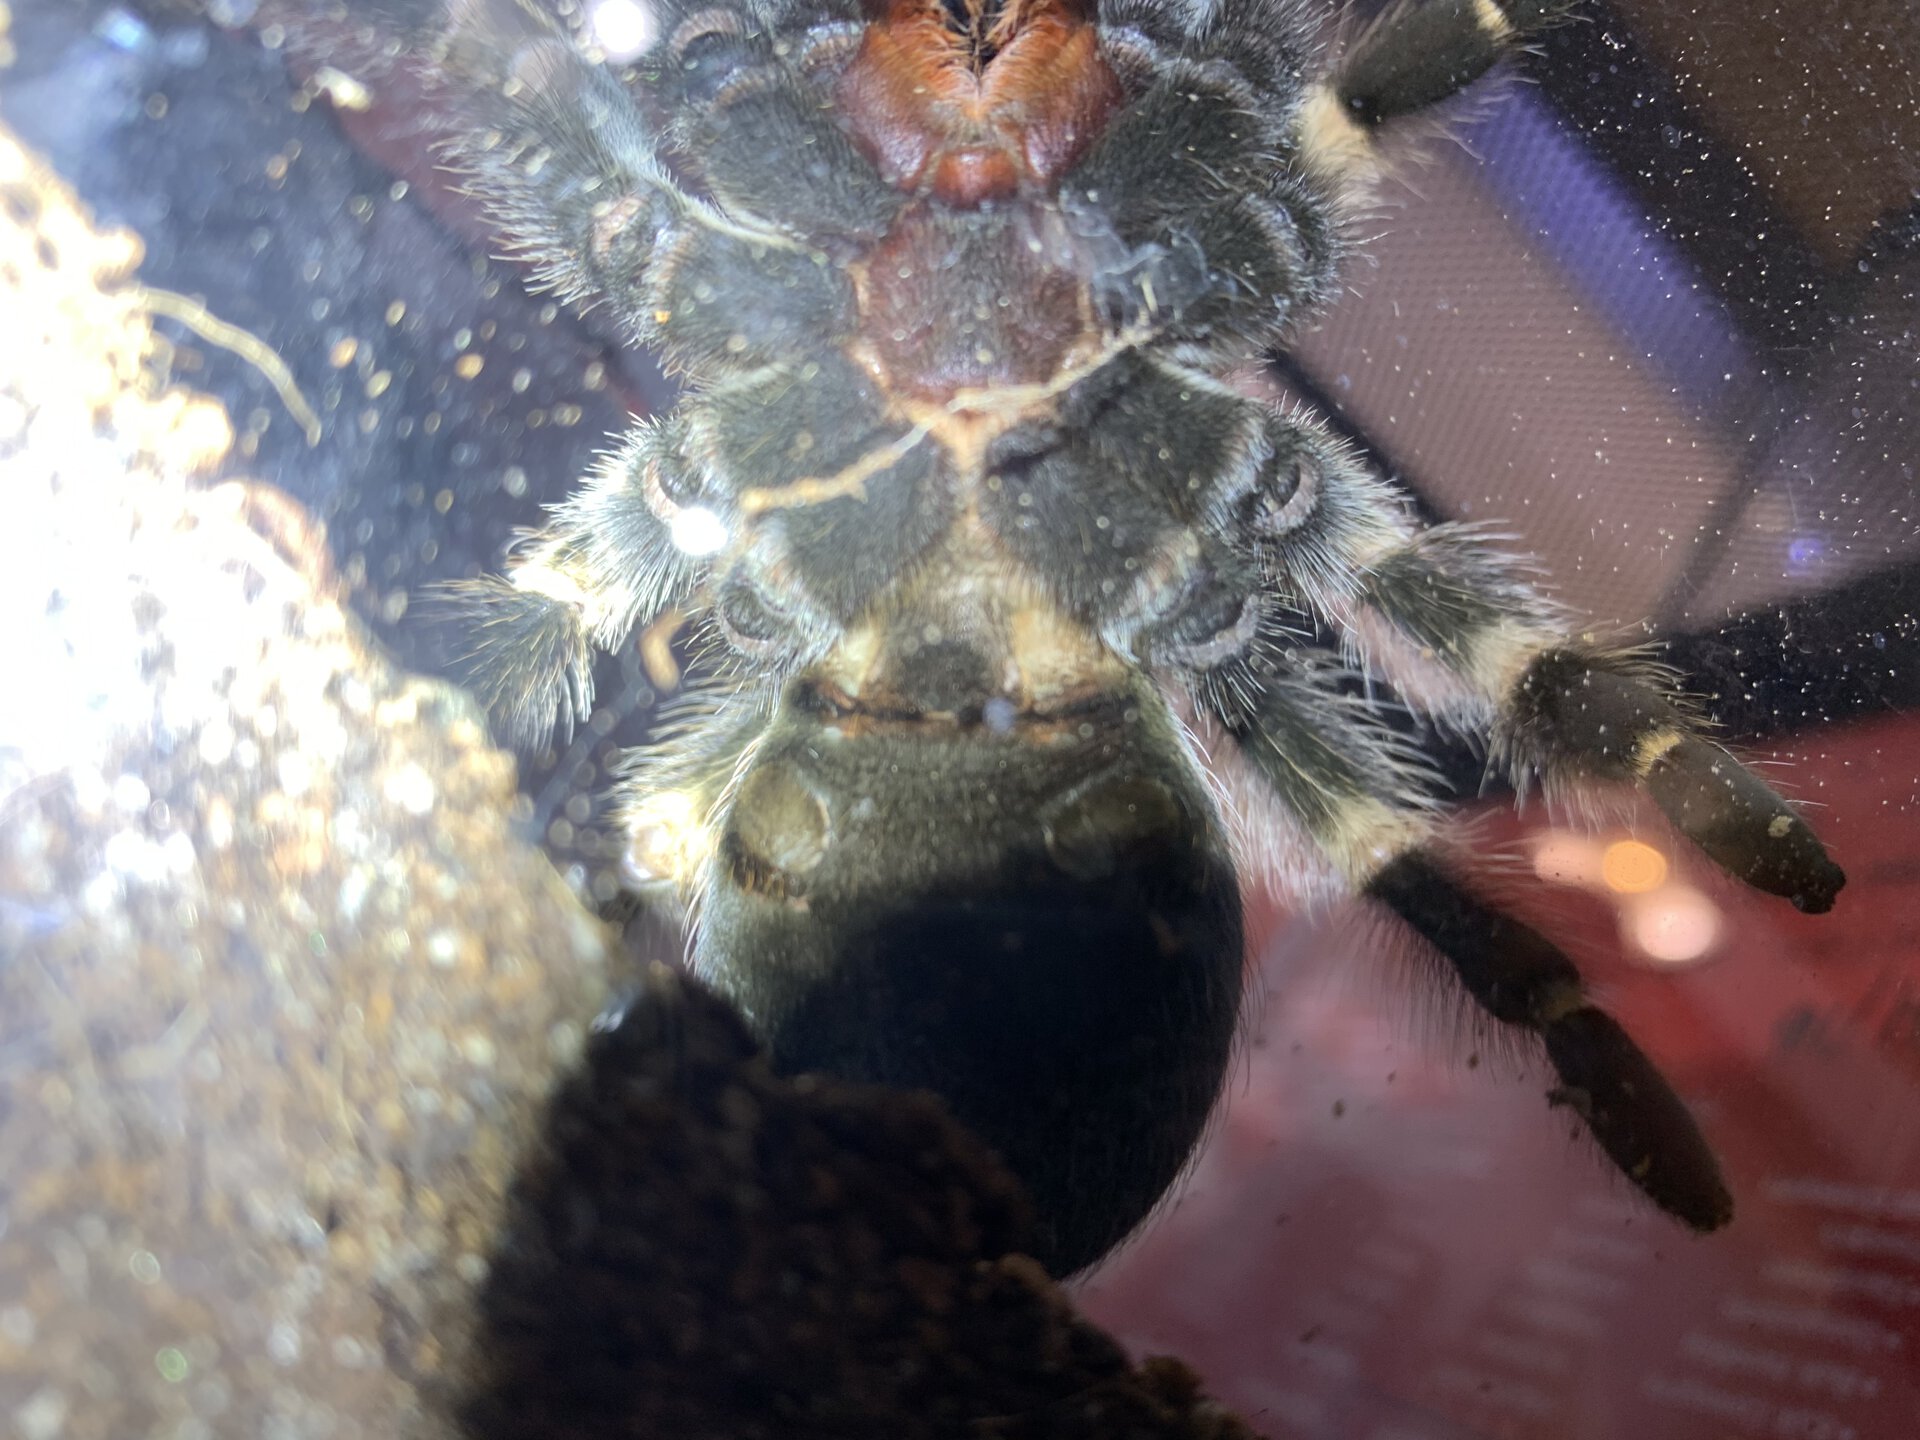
[2, 0, 1916, 1435]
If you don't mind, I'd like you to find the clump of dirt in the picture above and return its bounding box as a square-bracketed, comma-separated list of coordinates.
[465, 965, 1255, 1440]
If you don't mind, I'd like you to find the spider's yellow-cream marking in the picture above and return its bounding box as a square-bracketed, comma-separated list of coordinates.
[1631, 727, 1687, 777]
[736, 423, 934, 514]
[1472, 0, 1517, 43]
[510, 555, 644, 645]
[1295, 85, 1380, 193]
[1318, 795, 1437, 884]
[623, 788, 717, 889]
[814, 563, 1132, 715]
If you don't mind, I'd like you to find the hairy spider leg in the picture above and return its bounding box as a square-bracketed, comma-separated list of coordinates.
[1142, 385, 1839, 1227]
[423, 0, 827, 321]
[1143, 538, 1739, 1230]
[438, 423, 706, 744]
[1184, 650, 1735, 1231]
[1231, 419, 1846, 913]
[1346, 547, 1846, 912]
[420, 0, 894, 736]
[1367, 850, 1734, 1230]
[1090, 385, 1744, 1226]
[1333, 0, 1582, 126]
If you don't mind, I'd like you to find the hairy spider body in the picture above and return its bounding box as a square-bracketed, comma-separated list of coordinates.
[390, 0, 1846, 1272]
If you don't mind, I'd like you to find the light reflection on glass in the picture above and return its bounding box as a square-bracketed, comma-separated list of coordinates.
[589, 0, 657, 62]
[1533, 830, 1723, 969]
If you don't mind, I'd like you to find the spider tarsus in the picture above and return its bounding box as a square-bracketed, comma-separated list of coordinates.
[1641, 735, 1847, 914]
[1505, 649, 1846, 910]
[437, 573, 595, 747]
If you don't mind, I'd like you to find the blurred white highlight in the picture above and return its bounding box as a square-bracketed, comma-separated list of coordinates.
[669, 506, 729, 557]
[1623, 885, 1722, 966]
[590, 0, 657, 62]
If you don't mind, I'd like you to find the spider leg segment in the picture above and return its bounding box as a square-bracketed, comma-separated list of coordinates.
[1156, 395, 1843, 1229]
[413, 0, 813, 334]
[1328, 0, 1581, 128]
[1194, 657, 1439, 891]
[1367, 851, 1734, 1231]
[1185, 652, 1730, 1230]
[1329, 527, 1845, 913]
[1224, 412, 1845, 913]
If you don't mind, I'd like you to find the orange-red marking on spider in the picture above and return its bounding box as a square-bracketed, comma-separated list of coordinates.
[835, 0, 1125, 206]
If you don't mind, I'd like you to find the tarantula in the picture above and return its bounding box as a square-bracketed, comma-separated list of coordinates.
[332, 0, 1845, 1273]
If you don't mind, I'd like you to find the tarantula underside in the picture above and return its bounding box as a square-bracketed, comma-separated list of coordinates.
[320, 0, 1845, 1273]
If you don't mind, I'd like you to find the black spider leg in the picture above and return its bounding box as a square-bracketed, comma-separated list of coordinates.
[1296, 0, 1580, 176]
[1365, 849, 1733, 1230]
[1108, 0, 1580, 203]
[419, 0, 803, 325]
[1180, 645, 1733, 1232]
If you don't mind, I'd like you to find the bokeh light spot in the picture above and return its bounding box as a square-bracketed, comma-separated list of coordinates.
[1623, 885, 1721, 967]
[1601, 839, 1669, 894]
